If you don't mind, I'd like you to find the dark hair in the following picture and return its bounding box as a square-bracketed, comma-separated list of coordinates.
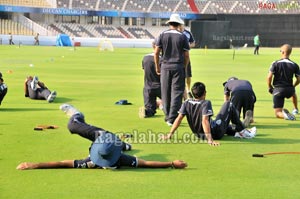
[191, 82, 206, 98]
[169, 22, 180, 27]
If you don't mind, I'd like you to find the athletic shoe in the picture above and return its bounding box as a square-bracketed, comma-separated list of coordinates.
[30, 76, 39, 91]
[166, 121, 173, 127]
[59, 103, 80, 117]
[139, 107, 146, 118]
[282, 109, 296, 120]
[122, 143, 132, 151]
[292, 109, 299, 115]
[47, 91, 57, 103]
[248, 126, 257, 137]
[243, 110, 253, 128]
[234, 127, 256, 139]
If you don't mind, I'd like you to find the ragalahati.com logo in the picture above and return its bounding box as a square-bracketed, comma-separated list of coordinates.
[258, 1, 300, 9]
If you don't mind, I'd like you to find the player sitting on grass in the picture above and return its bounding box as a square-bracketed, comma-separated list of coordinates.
[17, 104, 187, 170]
[162, 82, 257, 146]
[24, 76, 56, 103]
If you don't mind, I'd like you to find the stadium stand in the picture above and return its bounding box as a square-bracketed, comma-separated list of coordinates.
[97, 0, 123, 11]
[95, 25, 124, 38]
[0, 19, 33, 35]
[72, 0, 98, 10]
[0, 0, 51, 8]
[126, 26, 154, 39]
[1, 0, 300, 42]
[53, 0, 300, 14]
[150, 0, 180, 12]
[124, 0, 152, 12]
[42, 23, 127, 38]
[57, 0, 70, 8]
[176, 1, 192, 13]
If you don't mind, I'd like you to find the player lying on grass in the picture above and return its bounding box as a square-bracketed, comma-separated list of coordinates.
[17, 104, 187, 170]
[24, 76, 56, 103]
[162, 82, 257, 146]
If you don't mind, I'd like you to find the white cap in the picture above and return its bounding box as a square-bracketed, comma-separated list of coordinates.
[166, 13, 184, 25]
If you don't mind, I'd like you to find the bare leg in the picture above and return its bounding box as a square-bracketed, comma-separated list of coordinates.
[156, 99, 163, 110]
[274, 108, 284, 119]
[16, 160, 74, 170]
[292, 93, 298, 110]
[137, 159, 187, 169]
[184, 77, 192, 100]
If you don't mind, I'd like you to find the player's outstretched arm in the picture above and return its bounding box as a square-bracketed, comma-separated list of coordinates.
[202, 115, 220, 146]
[16, 160, 74, 170]
[138, 159, 187, 169]
[162, 114, 184, 140]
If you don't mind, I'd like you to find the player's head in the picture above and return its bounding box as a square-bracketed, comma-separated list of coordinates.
[280, 44, 292, 57]
[90, 132, 123, 167]
[166, 13, 184, 28]
[178, 24, 185, 32]
[223, 77, 238, 86]
[191, 82, 206, 99]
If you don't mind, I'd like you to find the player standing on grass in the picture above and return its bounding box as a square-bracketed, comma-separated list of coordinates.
[253, 34, 260, 55]
[34, 33, 39, 45]
[267, 44, 300, 120]
[154, 13, 190, 126]
[16, 104, 187, 170]
[8, 33, 14, 45]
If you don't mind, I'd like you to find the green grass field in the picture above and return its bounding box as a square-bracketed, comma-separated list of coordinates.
[1, 45, 300, 198]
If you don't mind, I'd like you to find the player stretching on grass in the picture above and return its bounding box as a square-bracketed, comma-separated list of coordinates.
[267, 44, 300, 120]
[223, 76, 256, 127]
[17, 104, 187, 170]
[162, 82, 257, 146]
[24, 76, 57, 103]
[139, 40, 162, 118]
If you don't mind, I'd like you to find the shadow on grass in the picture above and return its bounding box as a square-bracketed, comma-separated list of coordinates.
[223, 136, 300, 145]
[50, 97, 73, 104]
[0, 107, 54, 112]
[142, 114, 164, 119]
[218, 120, 300, 144]
[254, 123, 300, 130]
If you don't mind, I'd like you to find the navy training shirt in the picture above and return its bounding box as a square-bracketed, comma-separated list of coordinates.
[224, 80, 254, 96]
[179, 99, 213, 135]
[269, 58, 300, 87]
[182, 29, 195, 44]
[156, 29, 190, 67]
[142, 52, 161, 89]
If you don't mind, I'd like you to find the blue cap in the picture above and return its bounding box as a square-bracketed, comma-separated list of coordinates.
[115, 99, 132, 105]
[90, 131, 123, 167]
